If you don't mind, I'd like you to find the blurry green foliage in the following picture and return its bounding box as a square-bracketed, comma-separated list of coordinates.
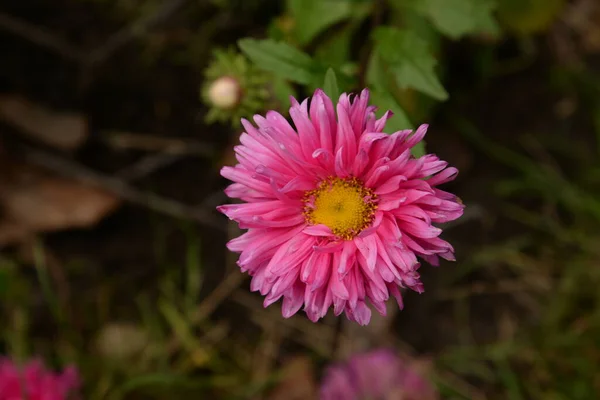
[369, 90, 412, 131]
[287, 0, 354, 45]
[451, 101, 600, 398]
[201, 0, 574, 160]
[497, 0, 565, 35]
[219, 0, 504, 148]
[313, 24, 356, 70]
[0, 264, 9, 296]
[419, 0, 480, 39]
[238, 39, 321, 85]
[323, 68, 341, 101]
[373, 27, 449, 101]
[403, 0, 500, 39]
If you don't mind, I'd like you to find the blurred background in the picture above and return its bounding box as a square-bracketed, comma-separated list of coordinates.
[0, 0, 599, 399]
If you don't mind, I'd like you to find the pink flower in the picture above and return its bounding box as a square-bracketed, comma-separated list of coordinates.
[320, 349, 438, 400]
[218, 89, 463, 325]
[0, 358, 80, 400]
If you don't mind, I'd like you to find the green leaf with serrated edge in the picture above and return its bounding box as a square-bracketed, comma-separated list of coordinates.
[288, 0, 353, 45]
[398, 7, 443, 53]
[323, 68, 340, 102]
[373, 27, 448, 101]
[421, 0, 476, 39]
[472, 0, 501, 36]
[238, 38, 317, 84]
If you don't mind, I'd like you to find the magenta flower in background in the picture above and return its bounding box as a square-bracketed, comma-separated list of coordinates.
[0, 357, 79, 400]
[218, 89, 463, 325]
[320, 349, 438, 400]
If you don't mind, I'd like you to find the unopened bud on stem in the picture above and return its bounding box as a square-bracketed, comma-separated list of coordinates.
[208, 76, 241, 109]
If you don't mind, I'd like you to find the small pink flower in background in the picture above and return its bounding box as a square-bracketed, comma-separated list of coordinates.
[320, 349, 438, 400]
[218, 89, 463, 325]
[0, 357, 79, 400]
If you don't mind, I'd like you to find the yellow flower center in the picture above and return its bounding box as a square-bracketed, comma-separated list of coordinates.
[303, 177, 377, 240]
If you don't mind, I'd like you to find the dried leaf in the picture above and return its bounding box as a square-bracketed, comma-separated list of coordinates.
[0, 95, 88, 151]
[0, 159, 120, 245]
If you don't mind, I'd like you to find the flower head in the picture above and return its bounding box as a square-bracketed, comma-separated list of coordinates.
[320, 349, 438, 400]
[218, 89, 464, 325]
[0, 357, 80, 400]
[201, 48, 270, 127]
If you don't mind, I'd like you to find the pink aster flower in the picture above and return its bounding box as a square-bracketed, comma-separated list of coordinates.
[218, 89, 464, 325]
[0, 357, 80, 400]
[320, 349, 438, 400]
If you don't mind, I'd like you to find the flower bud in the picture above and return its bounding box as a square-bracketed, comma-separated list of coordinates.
[208, 76, 241, 109]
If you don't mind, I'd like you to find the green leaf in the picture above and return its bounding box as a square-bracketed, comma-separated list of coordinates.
[314, 24, 360, 91]
[472, 0, 501, 36]
[238, 38, 317, 84]
[421, 0, 477, 39]
[271, 76, 297, 111]
[314, 24, 355, 67]
[288, 0, 353, 45]
[323, 68, 340, 101]
[410, 137, 426, 158]
[401, 0, 499, 39]
[366, 52, 388, 90]
[369, 90, 413, 132]
[373, 27, 448, 101]
[397, 7, 443, 53]
[370, 89, 425, 157]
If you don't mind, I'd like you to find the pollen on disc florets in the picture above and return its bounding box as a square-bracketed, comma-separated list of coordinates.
[303, 177, 378, 240]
